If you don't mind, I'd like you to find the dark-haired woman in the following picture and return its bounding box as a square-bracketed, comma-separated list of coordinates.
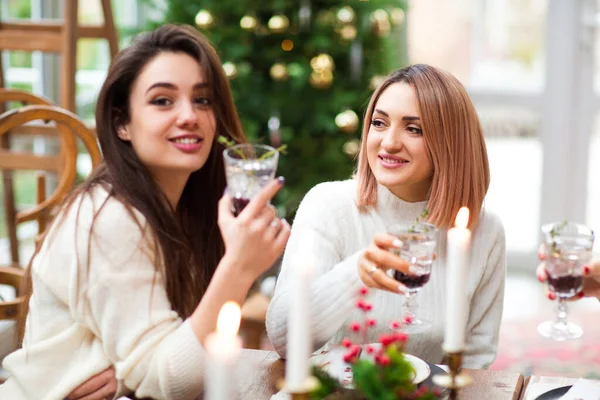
[0, 24, 289, 400]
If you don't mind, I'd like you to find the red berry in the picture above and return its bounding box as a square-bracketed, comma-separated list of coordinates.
[404, 315, 413, 324]
[350, 322, 361, 332]
[356, 299, 366, 310]
[395, 332, 408, 342]
[390, 320, 401, 330]
[364, 303, 373, 312]
[359, 287, 369, 295]
[376, 354, 390, 366]
[342, 338, 353, 348]
[349, 344, 362, 356]
[343, 353, 355, 363]
[366, 318, 376, 327]
[366, 345, 375, 354]
[379, 333, 396, 346]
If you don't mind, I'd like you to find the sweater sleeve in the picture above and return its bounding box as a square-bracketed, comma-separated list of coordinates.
[463, 217, 506, 369]
[75, 196, 205, 400]
[266, 183, 365, 357]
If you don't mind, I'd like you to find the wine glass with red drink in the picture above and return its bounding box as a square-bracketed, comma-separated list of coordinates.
[388, 222, 438, 332]
[537, 221, 595, 341]
[223, 144, 279, 216]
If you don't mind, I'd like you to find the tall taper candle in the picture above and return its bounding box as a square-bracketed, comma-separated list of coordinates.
[444, 207, 471, 352]
[286, 260, 314, 391]
[205, 302, 242, 400]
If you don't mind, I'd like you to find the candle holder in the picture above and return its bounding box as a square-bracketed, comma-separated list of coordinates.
[432, 351, 472, 399]
[277, 376, 320, 400]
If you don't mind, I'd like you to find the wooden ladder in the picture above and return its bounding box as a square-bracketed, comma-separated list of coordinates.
[0, 0, 119, 112]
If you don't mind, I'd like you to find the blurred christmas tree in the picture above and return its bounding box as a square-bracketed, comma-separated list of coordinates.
[145, 0, 408, 218]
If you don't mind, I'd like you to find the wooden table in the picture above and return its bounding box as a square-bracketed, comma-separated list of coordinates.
[519, 375, 600, 400]
[235, 349, 525, 399]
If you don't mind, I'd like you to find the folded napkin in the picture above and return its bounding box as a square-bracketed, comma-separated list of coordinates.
[560, 379, 600, 399]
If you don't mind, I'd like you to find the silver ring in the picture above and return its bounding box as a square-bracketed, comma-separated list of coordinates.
[270, 218, 281, 228]
[366, 263, 378, 276]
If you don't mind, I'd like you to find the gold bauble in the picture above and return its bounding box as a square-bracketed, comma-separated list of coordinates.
[335, 110, 360, 134]
[268, 14, 290, 34]
[195, 10, 215, 29]
[310, 53, 335, 72]
[371, 9, 391, 37]
[240, 15, 258, 31]
[336, 6, 356, 25]
[369, 75, 386, 90]
[270, 63, 289, 81]
[338, 25, 357, 41]
[390, 8, 405, 25]
[222, 62, 238, 79]
[343, 139, 361, 158]
[371, 9, 389, 22]
[309, 69, 333, 89]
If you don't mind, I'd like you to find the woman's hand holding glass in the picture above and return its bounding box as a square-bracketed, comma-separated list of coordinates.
[218, 177, 290, 282]
[537, 249, 600, 302]
[358, 233, 410, 294]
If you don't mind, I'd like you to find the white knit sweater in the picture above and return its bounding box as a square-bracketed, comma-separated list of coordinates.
[0, 186, 206, 400]
[266, 180, 506, 369]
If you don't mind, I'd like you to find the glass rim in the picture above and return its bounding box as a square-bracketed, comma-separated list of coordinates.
[541, 221, 595, 240]
[388, 222, 438, 234]
[223, 143, 278, 162]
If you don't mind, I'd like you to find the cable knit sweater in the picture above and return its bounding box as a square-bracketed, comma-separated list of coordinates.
[0, 186, 206, 400]
[266, 180, 506, 369]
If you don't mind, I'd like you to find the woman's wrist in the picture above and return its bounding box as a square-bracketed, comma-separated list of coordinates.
[216, 253, 256, 291]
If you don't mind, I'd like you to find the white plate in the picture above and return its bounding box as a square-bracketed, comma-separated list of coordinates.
[311, 345, 431, 388]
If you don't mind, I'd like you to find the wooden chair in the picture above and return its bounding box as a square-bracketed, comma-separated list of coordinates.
[0, 89, 99, 266]
[0, 102, 101, 258]
[0, 103, 101, 312]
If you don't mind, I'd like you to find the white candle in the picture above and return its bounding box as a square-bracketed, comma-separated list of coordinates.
[205, 301, 243, 400]
[443, 207, 472, 353]
[286, 260, 314, 391]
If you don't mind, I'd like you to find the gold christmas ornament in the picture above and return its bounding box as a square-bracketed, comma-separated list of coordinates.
[309, 69, 333, 89]
[335, 110, 360, 134]
[268, 14, 290, 34]
[310, 53, 335, 72]
[281, 39, 294, 51]
[338, 25, 357, 41]
[343, 139, 361, 158]
[371, 9, 391, 37]
[222, 62, 238, 79]
[369, 75, 386, 90]
[240, 15, 258, 31]
[390, 8, 405, 25]
[270, 63, 289, 81]
[195, 10, 215, 29]
[336, 6, 356, 25]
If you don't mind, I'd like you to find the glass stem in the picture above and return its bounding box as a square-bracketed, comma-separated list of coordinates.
[403, 291, 418, 322]
[555, 298, 569, 327]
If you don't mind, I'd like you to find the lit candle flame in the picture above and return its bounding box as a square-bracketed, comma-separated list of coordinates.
[216, 301, 241, 336]
[455, 207, 470, 229]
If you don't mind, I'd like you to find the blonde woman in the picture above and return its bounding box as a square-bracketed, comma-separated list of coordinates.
[266, 64, 506, 369]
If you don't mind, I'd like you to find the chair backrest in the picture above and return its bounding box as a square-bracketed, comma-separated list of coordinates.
[0, 103, 101, 322]
[0, 99, 101, 267]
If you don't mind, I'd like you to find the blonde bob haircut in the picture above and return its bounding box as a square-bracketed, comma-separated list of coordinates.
[356, 64, 490, 229]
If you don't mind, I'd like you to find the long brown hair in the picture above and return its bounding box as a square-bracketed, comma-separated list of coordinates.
[356, 64, 489, 229]
[18, 24, 246, 341]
